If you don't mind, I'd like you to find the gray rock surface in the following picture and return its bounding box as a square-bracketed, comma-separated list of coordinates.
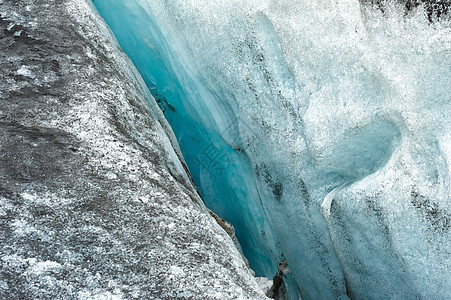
[0, 0, 267, 298]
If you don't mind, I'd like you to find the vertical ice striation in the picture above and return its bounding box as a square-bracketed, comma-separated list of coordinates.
[93, 0, 450, 299]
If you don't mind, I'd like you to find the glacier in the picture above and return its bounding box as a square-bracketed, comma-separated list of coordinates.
[0, 0, 268, 298]
[93, 0, 451, 299]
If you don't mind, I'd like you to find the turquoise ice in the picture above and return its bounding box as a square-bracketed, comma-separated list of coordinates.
[93, 1, 451, 299]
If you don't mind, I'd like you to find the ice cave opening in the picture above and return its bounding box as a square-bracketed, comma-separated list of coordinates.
[92, 1, 450, 299]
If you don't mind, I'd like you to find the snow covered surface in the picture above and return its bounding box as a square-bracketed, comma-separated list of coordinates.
[0, 0, 268, 299]
[93, 0, 450, 299]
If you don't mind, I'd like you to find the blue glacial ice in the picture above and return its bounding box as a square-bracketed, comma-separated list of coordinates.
[91, 0, 283, 283]
[92, 0, 450, 299]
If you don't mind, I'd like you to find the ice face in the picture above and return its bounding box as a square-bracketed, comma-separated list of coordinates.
[0, 0, 271, 298]
[91, 0, 283, 283]
[92, 0, 450, 299]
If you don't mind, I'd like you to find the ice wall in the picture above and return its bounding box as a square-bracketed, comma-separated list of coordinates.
[93, 0, 450, 299]
[91, 0, 283, 283]
[0, 0, 270, 298]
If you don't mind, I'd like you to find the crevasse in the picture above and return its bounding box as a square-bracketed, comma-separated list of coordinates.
[91, 0, 283, 284]
[92, 0, 451, 299]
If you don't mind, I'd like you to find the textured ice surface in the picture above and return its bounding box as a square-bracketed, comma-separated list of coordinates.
[92, 0, 283, 281]
[93, 0, 450, 299]
[0, 0, 268, 299]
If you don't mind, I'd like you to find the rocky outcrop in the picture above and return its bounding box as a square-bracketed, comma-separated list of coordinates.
[0, 0, 267, 298]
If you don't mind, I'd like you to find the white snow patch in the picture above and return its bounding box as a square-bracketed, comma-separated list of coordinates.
[255, 277, 273, 295]
[17, 66, 35, 78]
[29, 260, 62, 275]
[11, 219, 40, 236]
[105, 171, 118, 180]
[21, 192, 36, 201]
[169, 265, 185, 277]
